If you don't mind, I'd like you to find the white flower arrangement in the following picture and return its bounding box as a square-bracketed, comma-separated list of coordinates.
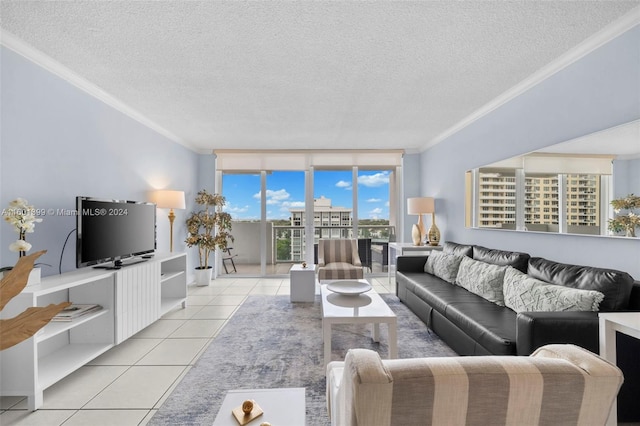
[3, 198, 43, 257]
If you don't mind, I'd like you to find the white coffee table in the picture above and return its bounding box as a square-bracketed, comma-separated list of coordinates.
[321, 280, 398, 366]
[213, 387, 305, 425]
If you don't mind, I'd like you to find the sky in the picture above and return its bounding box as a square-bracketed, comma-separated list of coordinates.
[222, 170, 390, 221]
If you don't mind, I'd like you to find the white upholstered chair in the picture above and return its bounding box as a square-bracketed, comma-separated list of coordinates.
[317, 239, 364, 281]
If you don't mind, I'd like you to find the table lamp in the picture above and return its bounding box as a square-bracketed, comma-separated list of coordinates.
[407, 197, 439, 246]
[150, 190, 186, 252]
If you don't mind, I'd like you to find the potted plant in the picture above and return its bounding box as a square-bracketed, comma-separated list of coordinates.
[185, 190, 233, 286]
[2, 198, 44, 284]
[608, 194, 640, 237]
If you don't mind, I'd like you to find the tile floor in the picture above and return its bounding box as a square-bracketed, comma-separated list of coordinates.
[0, 276, 393, 426]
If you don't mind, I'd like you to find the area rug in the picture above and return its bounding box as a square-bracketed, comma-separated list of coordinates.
[149, 295, 456, 426]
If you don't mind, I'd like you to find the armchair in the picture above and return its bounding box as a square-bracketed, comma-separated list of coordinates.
[327, 345, 623, 426]
[317, 239, 364, 281]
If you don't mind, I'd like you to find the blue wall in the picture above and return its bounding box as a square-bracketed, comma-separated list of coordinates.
[419, 26, 640, 278]
[0, 46, 203, 277]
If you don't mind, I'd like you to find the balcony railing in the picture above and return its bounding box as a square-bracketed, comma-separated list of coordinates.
[221, 221, 394, 276]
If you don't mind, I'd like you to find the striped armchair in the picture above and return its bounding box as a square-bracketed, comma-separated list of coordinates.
[317, 239, 364, 281]
[327, 345, 623, 426]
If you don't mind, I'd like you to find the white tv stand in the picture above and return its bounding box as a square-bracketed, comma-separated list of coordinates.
[0, 252, 187, 410]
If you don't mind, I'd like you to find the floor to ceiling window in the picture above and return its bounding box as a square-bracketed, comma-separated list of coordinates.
[215, 151, 403, 277]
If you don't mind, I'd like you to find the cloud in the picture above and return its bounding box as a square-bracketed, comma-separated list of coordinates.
[369, 207, 383, 219]
[335, 180, 352, 190]
[358, 171, 390, 187]
[366, 198, 382, 203]
[224, 204, 250, 214]
[253, 189, 291, 205]
[281, 201, 305, 211]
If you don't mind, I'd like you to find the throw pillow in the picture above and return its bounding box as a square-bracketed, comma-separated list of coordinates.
[424, 251, 464, 284]
[503, 267, 605, 313]
[455, 256, 508, 306]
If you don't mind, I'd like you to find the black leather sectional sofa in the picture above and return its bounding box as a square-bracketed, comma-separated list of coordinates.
[395, 241, 640, 420]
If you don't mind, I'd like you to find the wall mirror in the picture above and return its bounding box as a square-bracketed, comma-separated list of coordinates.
[465, 120, 640, 238]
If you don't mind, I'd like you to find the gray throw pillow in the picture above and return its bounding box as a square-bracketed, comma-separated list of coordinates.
[455, 256, 507, 306]
[424, 251, 464, 284]
[503, 267, 605, 313]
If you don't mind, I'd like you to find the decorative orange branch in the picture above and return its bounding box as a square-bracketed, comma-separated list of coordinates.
[0, 250, 71, 350]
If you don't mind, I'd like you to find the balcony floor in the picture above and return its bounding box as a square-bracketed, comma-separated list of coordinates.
[219, 261, 388, 277]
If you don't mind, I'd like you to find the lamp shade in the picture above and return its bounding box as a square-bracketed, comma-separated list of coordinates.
[150, 190, 186, 209]
[407, 197, 435, 214]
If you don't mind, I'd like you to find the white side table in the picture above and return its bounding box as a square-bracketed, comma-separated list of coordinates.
[598, 312, 640, 426]
[213, 387, 306, 425]
[388, 242, 443, 285]
[290, 264, 316, 302]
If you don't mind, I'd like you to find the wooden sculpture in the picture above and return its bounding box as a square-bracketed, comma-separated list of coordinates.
[0, 250, 70, 350]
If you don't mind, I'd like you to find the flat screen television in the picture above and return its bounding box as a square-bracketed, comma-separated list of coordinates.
[76, 196, 156, 269]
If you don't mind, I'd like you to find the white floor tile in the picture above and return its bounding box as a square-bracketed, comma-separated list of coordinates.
[84, 366, 187, 409]
[88, 338, 163, 366]
[136, 338, 209, 365]
[220, 285, 254, 295]
[37, 366, 129, 409]
[160, 305, 204, 320]
[62, 409, 149, 426]
[211, 295, 247, 305]
[249, 287, 279, 295]
[169, 320, 225, 338]
[0, 409, 76, 425]
[132, 320, 186, 339]
[190, 305, 238, 319]
[186, 294, 217, 305]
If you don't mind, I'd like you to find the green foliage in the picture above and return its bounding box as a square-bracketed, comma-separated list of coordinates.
[608, 194, 640, 237]
[185, 190, 233, 268]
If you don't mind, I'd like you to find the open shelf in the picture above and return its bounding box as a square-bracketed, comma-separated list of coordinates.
[36, 309, 109, 343]
[160, 270, 184, 283]
[38, 343, 113, 389]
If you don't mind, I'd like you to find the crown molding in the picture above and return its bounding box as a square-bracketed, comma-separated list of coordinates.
[0, 29, 197, 152]
[422, 6, 640, 152]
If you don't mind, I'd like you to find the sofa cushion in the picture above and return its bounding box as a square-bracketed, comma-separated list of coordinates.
[410, 274, 489, 316]
[424, 251, 463, 284]
[443, 241, 473, 257]
[504, 267, 604, 313]
[527, 257, 634, 311]
[455, 257, 507, 306]
[472, 245, 530, 273]
[445, 301, 517, 355]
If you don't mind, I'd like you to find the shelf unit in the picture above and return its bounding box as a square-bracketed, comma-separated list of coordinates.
[160, 254, 188, 316]
[0, 252, 187, 410]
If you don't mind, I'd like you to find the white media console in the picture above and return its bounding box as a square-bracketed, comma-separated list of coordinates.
[0, 252, 187, 410]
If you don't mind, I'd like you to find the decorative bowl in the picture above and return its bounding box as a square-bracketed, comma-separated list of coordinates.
[326, 280, 372, 295]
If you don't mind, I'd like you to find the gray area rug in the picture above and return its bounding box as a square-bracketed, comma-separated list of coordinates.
[150, 294, 456, 426]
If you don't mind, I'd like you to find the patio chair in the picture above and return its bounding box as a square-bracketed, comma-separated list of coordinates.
[222, 247, 237, 274]
[317, 239, 364, 281]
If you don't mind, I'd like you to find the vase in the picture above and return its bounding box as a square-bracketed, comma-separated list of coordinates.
[626, 228, 636, 238]
[427, 217, 441, 246]
[26, 267, 41, 286]
[411, 224, 423, 246]
[194, 266, 213, 286]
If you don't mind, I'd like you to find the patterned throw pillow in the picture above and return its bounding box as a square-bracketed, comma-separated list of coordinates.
[503, 267, 605, 313]
[455, 256, 508, 306]
[424, 251, 464, 284]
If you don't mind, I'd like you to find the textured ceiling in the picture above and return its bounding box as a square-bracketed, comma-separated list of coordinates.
[1, 1, 638, 153]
